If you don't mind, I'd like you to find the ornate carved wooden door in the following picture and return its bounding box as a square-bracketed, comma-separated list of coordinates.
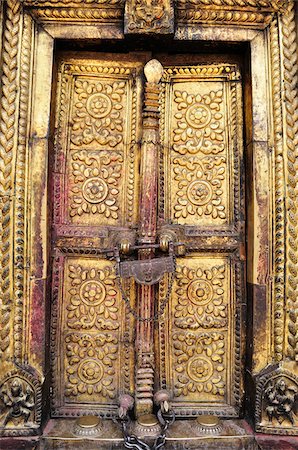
[50, 54, 245, 420]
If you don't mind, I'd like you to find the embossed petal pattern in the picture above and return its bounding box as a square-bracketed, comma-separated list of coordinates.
[173, 332, 226, 398]
[174, 264, 227, 330]
[71, 79, 125, 148]
[173, 89, 224, 155]
[67, 264, 120, 331]
[69, 150, 123, 223]
[173, 156, 227, 223]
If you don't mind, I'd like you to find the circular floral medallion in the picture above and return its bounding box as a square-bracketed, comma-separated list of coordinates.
[79, 280, 106, 306]
[187, 356, 213, 383]
[86, 93, 112, 119]
[78, 359, 103, 384]
[187, 180, 212, 206]
[187, 279, 213, 306]
[186, 104, 212, 129]
[82, 177, 108, 204]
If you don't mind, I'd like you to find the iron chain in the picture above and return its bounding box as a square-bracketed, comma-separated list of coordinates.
[118, 409, 175, 450]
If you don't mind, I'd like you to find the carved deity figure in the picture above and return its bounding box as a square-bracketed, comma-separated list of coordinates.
[0, 378, 34, 426]
[134, 0, 166, 27]
[265, 378, 297, 425]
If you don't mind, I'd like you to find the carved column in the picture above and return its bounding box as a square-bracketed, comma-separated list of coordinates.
[135, 59, 163, 417]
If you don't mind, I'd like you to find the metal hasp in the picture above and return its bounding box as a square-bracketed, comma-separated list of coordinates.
[118, 248, 175, 286]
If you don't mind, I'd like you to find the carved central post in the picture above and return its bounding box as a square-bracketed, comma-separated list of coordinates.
[135, 59, 163, 417]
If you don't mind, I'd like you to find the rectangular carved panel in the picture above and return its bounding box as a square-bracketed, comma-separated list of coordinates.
[50, 56, 141, 417]
[158, 64, 245, 417]
[51, 256, 135, 416]
[53, 58, 142, 234]
[158, 255, 244, 416]
[160, 65, 243, 230]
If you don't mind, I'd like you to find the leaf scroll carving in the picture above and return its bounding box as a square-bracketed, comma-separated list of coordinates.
[173, 156, 226, 222]
[174, 264, 227, 330]
[70, 79, 125, 148]
[69, 150, 122, 221]
[65, 333, 118, 400]
[173, 89, 224, 155]
[173, 332, 226, 398]
[67, 264, 120, 331]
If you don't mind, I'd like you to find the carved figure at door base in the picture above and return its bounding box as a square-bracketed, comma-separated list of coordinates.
[265, 378, 297, 425]
[0, 378, 34, 426]
[255, 366, 298, 435]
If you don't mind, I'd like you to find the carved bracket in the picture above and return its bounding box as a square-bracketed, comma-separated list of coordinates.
[255, 364, 298, 435]
[0, 369, 42, 437]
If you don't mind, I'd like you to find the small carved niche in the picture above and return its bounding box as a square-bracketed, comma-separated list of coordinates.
[255, 366, 298, 435]
[124, 0, 174, 35]
[0, 370, 41, 436]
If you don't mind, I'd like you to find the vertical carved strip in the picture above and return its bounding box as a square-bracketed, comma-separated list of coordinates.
[127, 83, 137, 224]
[0, 3, 3, 65]
[135, 60, 163, 416]
[14, 13, 33, 363]
[158, 80, 166, 224]
[281, 1, 298, 361]
[270, 17, 285, 361]
[0, 0, 21, 356]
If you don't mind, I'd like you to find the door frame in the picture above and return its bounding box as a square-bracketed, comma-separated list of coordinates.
[0, 0, 298, 437]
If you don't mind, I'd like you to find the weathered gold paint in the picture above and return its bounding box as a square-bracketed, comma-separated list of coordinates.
[0, 0, 298, 443]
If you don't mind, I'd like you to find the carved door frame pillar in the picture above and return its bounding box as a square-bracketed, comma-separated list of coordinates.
[0, 0, 297, 438]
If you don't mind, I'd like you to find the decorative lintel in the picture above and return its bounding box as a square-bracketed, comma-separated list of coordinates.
[22, 0, 286, 28]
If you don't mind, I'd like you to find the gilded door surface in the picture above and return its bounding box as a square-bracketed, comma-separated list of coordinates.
[50, 55, 143, 417]
[50, 55, 245, 418]
[157, 64, 245, 417]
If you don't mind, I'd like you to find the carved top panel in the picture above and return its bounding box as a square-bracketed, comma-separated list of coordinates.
[23, 0, 286, 28]
[160, 64, 243, 230]
[176, 0, 286, 9]
[23, 0, 285, 8]
[53, 58, 142, 235]
[24, 0, 124, 6]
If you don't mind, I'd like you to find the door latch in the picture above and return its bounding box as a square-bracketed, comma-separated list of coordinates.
[115, 242, 176, 286]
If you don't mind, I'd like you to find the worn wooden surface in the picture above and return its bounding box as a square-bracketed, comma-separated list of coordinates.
[0, 0, 298, 443]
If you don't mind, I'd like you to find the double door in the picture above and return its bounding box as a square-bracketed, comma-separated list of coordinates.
[50, 52, 245, 419]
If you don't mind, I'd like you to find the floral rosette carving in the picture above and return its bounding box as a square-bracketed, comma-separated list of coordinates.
[71, 79, 125, 147]
[65, 333, 118, 399]
[173, 89, 224, 155]
[67, 264, 119, 331]
[173, 332, 225, 397]
[70, 150, 122, 220]
[174, 264, 227, 329]
[173, 156, 226, 220]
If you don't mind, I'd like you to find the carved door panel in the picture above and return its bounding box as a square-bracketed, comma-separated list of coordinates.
[157, 64, 245, 417]
[50, 56, 144, 417]
[50, 55, 246, 419]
